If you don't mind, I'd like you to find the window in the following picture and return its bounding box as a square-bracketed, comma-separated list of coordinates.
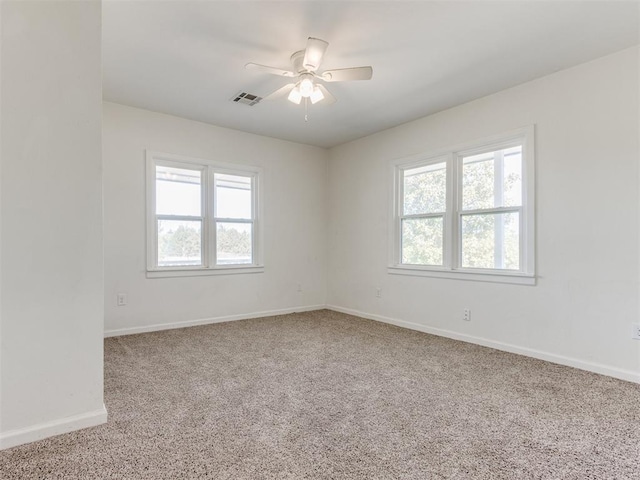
[146, 151, 263, 277]
[390, 127, 534, 284]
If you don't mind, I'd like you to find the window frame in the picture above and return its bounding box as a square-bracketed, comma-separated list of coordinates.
[146, 151, 264, 278]
[389, 126, 535, 285]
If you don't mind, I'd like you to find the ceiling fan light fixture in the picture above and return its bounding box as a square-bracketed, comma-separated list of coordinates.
[287, 87, 302, 104]
[299, 77, 314, 97]
[310, 86, 324, 104]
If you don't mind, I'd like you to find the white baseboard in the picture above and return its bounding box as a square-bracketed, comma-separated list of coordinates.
[104, 303, 639, 384]
[104, 304, 327, 338]
[326, 304, 640, 384]
[0, 405, 108, 451]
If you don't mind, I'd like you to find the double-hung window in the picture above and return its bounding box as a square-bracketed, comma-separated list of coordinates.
[400, 159, 448, 267]
[390, 127, 534, 284]
[146, 151, 263, 277]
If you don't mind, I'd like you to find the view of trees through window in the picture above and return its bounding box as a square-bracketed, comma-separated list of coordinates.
[154, 164, 254, 268]
[214, 174, 253, 265]
[461, 146, 522, 270]
[156, 166, 203, 267]
[158, 221, 201, 266]
[400, 145, 522, 270]
[401, 161, 446, 265]
[216, 223, 252, 264]
[157, 222, 251, 266]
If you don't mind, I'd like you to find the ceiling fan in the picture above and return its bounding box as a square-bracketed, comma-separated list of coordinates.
[245, 37, 373, 107]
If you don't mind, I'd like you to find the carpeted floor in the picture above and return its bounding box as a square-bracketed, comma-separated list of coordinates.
[1, 310, 639, 479]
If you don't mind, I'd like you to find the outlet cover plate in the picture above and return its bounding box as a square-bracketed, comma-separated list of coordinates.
[117, 293, 127, 306]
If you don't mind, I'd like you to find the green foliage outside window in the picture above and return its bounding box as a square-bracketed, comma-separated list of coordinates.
[158, 224, 251, 262]
[402, 151, 521, 270]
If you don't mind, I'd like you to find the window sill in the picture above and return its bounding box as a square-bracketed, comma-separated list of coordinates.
[388, 265, 536, 285]
[147, 265, 264, 279]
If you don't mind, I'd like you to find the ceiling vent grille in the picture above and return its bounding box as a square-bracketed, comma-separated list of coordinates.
[231, 91, 262, 106]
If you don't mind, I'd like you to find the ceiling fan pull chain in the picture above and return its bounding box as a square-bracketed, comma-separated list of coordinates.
[304, 97, 309, 122]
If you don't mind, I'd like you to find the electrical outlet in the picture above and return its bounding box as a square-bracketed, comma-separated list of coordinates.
[375, 287, 381, 298]
[632, 324, 640, 340]
[117, 293, 127, 306]
[463, 308, 471, 321]
[297, 283, 302, 293]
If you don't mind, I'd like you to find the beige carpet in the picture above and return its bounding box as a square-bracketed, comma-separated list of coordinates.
[1, 310, 639, 479]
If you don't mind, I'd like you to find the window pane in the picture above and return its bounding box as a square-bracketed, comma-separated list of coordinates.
[403, 162, 446, 215]
[158, 219, 202, 267]
[461, 212, 519, 270]
[401, 217, 443, 266]
[502, 147, 522, 207]
[215, 174, 252, 220]
[156, 166, 202, 216]
[217, 222, 252, 265]
[462, 146, 522, 210]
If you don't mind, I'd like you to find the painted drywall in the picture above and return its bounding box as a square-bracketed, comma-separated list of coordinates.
[0, 0, 105, 449]
[327, 46, 640, 382]
[103, 102, 327, 334]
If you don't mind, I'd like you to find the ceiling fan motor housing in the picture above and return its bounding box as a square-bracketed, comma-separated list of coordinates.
[290, 50, 308, 74]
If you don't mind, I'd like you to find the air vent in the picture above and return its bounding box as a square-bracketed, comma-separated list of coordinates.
[231, 91, 262, 106]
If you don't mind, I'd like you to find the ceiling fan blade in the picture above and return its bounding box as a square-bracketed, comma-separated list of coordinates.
[302, 37, 329, 72]
[264, 83, 296, 100]
[245, 63, 295, 78]
[316, 84, 336, 105]
[321, 66, 373, 82]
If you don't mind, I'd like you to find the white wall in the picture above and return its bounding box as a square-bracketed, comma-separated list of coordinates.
[327, 46, 640, 382]
[0, 0, 105, 449]
[103, 102, 327, 335]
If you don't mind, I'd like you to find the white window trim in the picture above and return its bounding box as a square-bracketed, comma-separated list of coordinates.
[388, 126, 535, 285]
[146, 150, 264, 278]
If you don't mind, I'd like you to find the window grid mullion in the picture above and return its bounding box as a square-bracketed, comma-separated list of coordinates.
[397, 167, 405, 265]
[400, 212, 445, 220]
[201, 166, 208, 268]
[494, 151, 505, 269]
[208, 167, 216, 267]
[453, 153, 464, 270]
[156, 214, 203, 222]
[213, 218, 255, 224]
[252, 175, 258, 265]
[459, 206, 521, 216]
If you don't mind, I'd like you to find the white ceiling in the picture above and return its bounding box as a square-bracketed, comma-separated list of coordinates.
[102, 1, 639, 148]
